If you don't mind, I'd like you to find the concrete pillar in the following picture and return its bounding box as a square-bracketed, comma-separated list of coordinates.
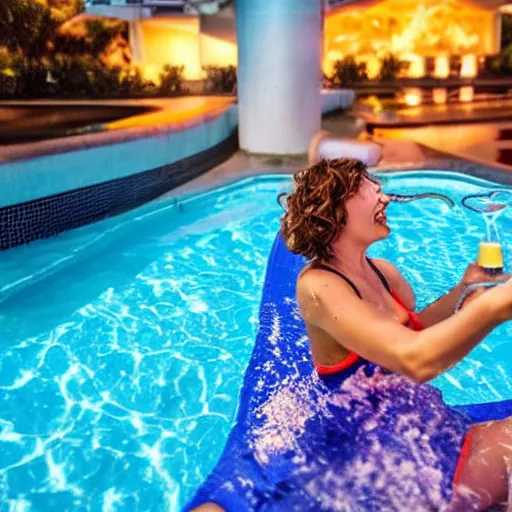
[236, 0, 322, 155]
[128, 20, 146, 65]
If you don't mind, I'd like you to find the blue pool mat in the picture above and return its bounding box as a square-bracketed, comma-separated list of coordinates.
[184, 232, 512, 511]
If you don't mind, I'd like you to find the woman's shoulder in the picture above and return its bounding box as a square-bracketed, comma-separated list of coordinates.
[370, 258, 399, 279]
[371, 258, 416, 309]
[296, 262, 359, 300]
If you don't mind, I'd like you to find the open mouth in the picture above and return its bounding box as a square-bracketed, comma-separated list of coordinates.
[374, 209, 387, 225]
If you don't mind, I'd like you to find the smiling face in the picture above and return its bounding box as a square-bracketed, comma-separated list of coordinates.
[341, 177, 391, 245]
[281, 158, 383, 262]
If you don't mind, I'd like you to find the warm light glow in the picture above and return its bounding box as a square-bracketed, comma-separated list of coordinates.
[460, 54, 477, 78]
[142, 64, 159, 83]
[432, 88, 448, 104]
[324, 0, 496, 78]
[403, 54, 425, 78]
[358, 54, 380, 79]
[134, 16, 238, 82]
[459, 85, 474, 102]
[200, 34, 237, 67]
[403, 87, 423, 107]
[140, 17, 203, 81]
[434, 55, 450, 79]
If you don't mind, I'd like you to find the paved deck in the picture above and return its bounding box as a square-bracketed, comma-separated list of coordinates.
[164, 112, 512, 203]
[373, 121, 512, 172]
[356, 98, 512, 131]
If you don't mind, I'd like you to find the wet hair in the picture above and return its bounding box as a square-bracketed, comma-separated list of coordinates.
[281, 158, 370, 261]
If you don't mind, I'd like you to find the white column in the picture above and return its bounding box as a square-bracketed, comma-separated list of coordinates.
[128, 20, 146, 65]
[236, 0, 322, 155]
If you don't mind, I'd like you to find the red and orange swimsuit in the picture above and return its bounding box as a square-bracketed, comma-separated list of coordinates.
[310, 259, 473, 492]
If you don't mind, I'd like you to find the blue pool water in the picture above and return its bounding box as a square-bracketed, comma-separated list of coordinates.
[1, 171, 512, 511]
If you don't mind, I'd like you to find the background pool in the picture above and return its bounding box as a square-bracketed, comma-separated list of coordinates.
[1, 171, 512, 511]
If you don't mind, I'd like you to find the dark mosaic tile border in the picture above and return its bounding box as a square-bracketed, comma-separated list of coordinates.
[0, 130, 238, 251]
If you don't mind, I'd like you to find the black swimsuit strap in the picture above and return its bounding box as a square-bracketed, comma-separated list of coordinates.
[311, 258, 390, 299]
[310, 263, 362, 299]
[366, 258, 391, 293]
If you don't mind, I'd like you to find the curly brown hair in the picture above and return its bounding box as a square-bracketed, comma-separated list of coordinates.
[281, 158, 370, 261]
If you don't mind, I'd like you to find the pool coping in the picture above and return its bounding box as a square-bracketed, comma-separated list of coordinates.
[0, 97, 235, 164]
[365, 112, 512, 133]
[0, 90, 356, 251]
[2, 164, 510, 304]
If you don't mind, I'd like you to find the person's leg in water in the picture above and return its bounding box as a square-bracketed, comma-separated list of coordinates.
[190, 503, 225, 512]
[448, 417, 512, 511]
[189, 419, 512, 512]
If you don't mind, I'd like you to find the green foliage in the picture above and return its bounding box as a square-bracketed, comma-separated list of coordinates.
[377, 54, 404, 82]
[481, 45, 512, 77]
[86, 19, 122, 57]
[118, 68, 154, 98]
[13, 58, 55, 98]
[158, 65, 185, 96]
[0, 0, 56, 58]
[0, 56, 162, 100]
[330, 56, 368, 86]
[203, 65, 237, 93]
[52, 18, 126, 59]
[502, 14, 512, 50]
[0, 0, 83, 58]
[47, 0, 84, 24]
[0, 70, 16, 99]
[0, 1, 190, 100]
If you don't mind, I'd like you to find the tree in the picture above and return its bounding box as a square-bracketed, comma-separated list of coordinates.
[0, 0, 83, 58]
[502, 14, 512, 50]
[47, 0, 84, 24]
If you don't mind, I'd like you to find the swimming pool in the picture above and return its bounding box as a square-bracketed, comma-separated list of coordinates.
[1, 171, 512, 511]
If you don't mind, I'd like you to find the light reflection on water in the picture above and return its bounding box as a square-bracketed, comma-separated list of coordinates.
[0, 172, 512, 510]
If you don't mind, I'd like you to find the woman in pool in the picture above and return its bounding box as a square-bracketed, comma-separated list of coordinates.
[277, 157, 512, 511]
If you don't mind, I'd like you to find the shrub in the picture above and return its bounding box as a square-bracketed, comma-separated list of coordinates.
[0, 53, 186, 99]
[503, 14, 512, 50]
[203, 64, 237, 93]
[158, 65, 185, 96]
[480, 45, 512, 77]
[50, 55, 96, 97]
[0, 70, 16, 99]
[13, 58, 55, 98]
[378, 54, 404, 82]
[330, 56, 368, 87]
[118, 68, 154, 98]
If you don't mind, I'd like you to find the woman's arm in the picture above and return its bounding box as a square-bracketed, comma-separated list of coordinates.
[417, 284, 465, 327]
[298, 269, 512, 384]
[374, 259, 507, 328]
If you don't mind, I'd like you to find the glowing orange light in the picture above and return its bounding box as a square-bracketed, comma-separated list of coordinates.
[432, 88, 448, 104]
[434, 56, 450, 79]
[200, 34, 237, 68]
[405, 54, 425, 78]
[323, 0, 496, 79]
[460, 54, 477, 78]
[140, 17, 203, 81]
[459, 86, 474, 102]
[403, 87, 423, 107]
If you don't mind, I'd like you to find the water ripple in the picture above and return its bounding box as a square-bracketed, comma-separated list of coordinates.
[1, 174, 512, 510]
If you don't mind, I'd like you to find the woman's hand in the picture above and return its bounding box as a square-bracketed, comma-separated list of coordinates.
[458, 263, 510, 310]
[460, 262, 509, 287]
